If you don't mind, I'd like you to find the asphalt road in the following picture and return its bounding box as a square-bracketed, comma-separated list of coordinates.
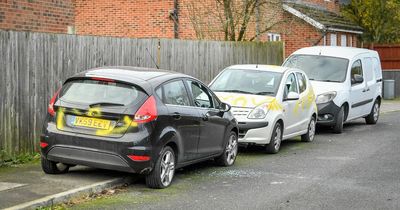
[71, 112, 400, 210]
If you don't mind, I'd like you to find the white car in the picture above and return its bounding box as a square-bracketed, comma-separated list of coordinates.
[284, 46, 383, 133]
[209, 65, 317, 154]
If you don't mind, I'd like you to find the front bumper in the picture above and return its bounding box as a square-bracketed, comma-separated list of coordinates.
[237, 121, 271, 145]
[316, 101, 341, 126]
[40, 129, 153, 174]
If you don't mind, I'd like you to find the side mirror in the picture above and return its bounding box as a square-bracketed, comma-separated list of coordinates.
[285, 92, 300, 101]
[219, 102, 231, 112]
[351, 74, 364, 85]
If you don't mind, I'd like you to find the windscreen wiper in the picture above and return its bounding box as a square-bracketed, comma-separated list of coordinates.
[255, 91, 275, 95]
[214, 89, 254, 95]
[89, 102, 125, 107]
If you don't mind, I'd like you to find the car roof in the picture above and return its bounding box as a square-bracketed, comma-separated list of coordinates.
[69, 66, 194, 93]
[290, 46, 379, 59]
[226, 65, 291, 73]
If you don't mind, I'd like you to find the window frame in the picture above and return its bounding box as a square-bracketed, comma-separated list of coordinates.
[296, 72, 307, 93]
[283, 72, 299, 99]
[350, 59, 364, 86]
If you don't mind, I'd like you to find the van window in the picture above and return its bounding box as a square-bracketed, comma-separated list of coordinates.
[296, 73, 307, 93]
[284, 73, 298, 98]
[351, 60, 363, 85]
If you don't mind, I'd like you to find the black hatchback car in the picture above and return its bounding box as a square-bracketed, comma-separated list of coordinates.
[40, 67, 238, 188]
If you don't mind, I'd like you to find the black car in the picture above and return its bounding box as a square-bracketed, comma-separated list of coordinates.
[40, 67, 238, 188]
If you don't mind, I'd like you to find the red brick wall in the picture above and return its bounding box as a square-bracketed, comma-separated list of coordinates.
[301, 0, 340, 13]
[75, 0, 175, 38]
[0, 0, 75, 33]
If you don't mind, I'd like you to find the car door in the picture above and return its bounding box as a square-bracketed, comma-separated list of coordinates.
[296, 72, 312, 131]
[156, 79, 201, 161]
[362, 57, 377, 114]
[282, 72, 302, 136]
[348, 59, 371, 119]
[185, 79, 227, 157]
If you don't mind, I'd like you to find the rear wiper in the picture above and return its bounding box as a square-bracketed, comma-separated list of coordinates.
[89, 102, 125, 107]
[214, 89, 254, 95]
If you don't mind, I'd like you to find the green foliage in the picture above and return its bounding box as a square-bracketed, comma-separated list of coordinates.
[342, 0, 400, 44]
[0, 150, 40, 167]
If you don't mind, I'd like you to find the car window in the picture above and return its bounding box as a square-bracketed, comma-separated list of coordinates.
[296, 72, 307, 93]
[284, 73, 298, 98]
[159, 80, 190, 106]
[351, 59, 363, 85]
[186, 80, 214, 108]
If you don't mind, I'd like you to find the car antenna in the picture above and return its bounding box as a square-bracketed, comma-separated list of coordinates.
[146, 48, 160, 69]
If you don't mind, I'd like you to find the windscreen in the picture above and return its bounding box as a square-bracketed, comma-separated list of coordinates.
[284, 55, 349, 82]
[210, 69, 283, 96]
[59, 79, 146, 106]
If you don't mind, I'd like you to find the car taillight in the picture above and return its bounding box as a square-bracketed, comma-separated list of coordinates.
[134, 96, 157, 123]
[40, 142, 48, 148]
[91, 77, 115, 82]
[48, 88, 61, 117]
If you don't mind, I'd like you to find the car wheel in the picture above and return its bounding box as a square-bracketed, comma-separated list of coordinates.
[301, 116, 316, 142]
[265, 122, 282, 154]
[146, 146, 175, 189]
[332, 106, 345, 134]
[41, 157, 69, 174]
[365, 100, 380, 124]
[215, 131, 238, 166]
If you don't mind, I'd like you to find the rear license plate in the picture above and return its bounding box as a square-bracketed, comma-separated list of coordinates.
[73, 116, 111, 130]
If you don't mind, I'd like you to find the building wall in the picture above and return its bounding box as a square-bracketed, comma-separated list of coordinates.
[0, 0, 75, 33]
[74, 0, 175, 38]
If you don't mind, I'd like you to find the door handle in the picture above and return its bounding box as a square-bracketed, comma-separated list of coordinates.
[172, 112, 181, 120]
[362, 88, 370, 92]
[202, 113, 210, 121]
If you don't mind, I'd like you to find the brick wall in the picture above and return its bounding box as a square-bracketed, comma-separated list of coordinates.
[296, 0, 340, 12]
[75, 0, 175, 38]
[0, 0, 74, 33]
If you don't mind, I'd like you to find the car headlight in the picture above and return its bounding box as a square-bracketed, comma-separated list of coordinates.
[316, 91, 337, 104]
[248, 103, 269, 119]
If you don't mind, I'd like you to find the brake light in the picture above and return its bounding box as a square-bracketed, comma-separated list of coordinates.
[127, 155, 151, 161]
[91, 77, 115, 82]
[40, 142, 48, 148]
[48, 88, 61, 117]
[134, 96, 157, 123]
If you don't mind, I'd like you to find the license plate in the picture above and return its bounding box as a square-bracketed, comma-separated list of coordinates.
[74, 116, 111, 130]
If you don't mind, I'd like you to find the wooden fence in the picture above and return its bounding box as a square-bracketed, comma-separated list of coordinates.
[0, 30, 284, 159]
[368, 44, 400, 70]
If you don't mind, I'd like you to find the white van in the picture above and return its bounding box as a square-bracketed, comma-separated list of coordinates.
[284, 46, 383, 133]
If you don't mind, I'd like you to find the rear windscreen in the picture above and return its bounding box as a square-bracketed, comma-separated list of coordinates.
[59, 79, 146, 106]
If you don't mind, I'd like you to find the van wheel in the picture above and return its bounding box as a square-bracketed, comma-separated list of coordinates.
[41, 157, 69, 174]
[332, 106, 345, 134]
[215, 131, 238, 166]
[301, 117, 316, 142]
[146, 146, 175, 189]
[365, 100, 380, 124]
[265, 122, 282, 154]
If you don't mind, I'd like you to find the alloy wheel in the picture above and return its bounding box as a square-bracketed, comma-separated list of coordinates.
[274, 125, 282, 151]
[160, 151, 175, 187]
[373, 103, 380, 122]
[225, 134, 238, 165]
[309, 119, 316, 141]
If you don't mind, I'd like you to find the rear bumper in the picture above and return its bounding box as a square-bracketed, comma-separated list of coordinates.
[316, 101, 341, 126]
[40, 129, 153, 174]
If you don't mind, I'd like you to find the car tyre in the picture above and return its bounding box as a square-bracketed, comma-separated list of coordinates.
[215, 131, 238, 166]
[146, 146, 175, 189]
[265, 122, 283, 154]
[365, 100, 380, 124]
[41, 157, 69, 174]
[332, 106, 345, 134]
[301, 116, 316, 142]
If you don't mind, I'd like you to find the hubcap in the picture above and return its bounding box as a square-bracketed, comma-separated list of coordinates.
[274, 126, 282, 151]
[160, 151, 175, 187]
[225, 134, 238, 165]
[373, 103, 380, 121]
[309, 119, 316, 141]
